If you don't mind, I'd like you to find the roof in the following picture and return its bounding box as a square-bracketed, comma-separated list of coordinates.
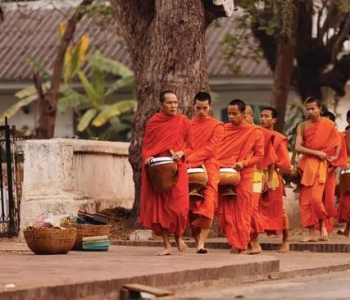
[0, 2, 271, 82]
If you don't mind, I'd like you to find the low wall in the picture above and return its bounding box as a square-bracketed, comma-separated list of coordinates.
[20, 139, 134, 232]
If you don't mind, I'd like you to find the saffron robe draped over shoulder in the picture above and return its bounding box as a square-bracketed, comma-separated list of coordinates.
[218, 122, 264, 250]
[299, 118, 341, 228]
[338, 131, 350, 223]
[260, 131, 291, 234]
[251, 126, 277, 236]
[187, 116, 224, 228]
[140, 113, 193, 237]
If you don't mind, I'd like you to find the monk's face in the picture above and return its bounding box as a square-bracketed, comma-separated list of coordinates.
[228, 105, 244, 125]
[244, 105, 254, 124]
[194, 100, 211, 118]
[160, 93, 178, 116]
[305, 101, 321, 120]
[260, 109, 276, 130]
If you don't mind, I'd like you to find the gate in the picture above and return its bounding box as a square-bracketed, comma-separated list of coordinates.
[0, 118, 19, 237]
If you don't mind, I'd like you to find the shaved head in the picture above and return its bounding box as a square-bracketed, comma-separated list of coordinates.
[244, 105, 255, 124]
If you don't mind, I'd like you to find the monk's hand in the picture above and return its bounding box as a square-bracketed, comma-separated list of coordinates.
[317, 151, 327, 160]
[145, 157, 154, 165]
[172, 151, 184, 162]
[265, 180, 274, 191]
[232, 161, 244, 171]
[326, 156, 337, 163]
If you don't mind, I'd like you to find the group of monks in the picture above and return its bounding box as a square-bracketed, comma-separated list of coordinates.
[139, 91, 350, 256]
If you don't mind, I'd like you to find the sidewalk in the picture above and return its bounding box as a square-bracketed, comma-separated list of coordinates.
[1, 234, 350, 300]
[114, 230, 350, 253]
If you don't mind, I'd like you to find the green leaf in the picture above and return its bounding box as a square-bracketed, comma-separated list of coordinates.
[105, 76, 134, 96]
[88, 52, 134, 78]
[57, 89, 90, 112]
[27, 58, 52, 81]
[91, 64, 105, 101]
[77, 108, 97, 132]
[92, 100, 137, 127]
[0, 94, 38, 123]
[15, 81, 51, 99]
[78, 71, 101, 108]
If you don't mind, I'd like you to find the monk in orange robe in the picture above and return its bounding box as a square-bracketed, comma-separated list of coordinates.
[320, 112, 347, 233]
[187, 92, 224, 254]
[217, 99, 264, 254]
[140, 90, 193, 255]
[260, 107, 292, 253]
[337, 114, 350, 237]
[295, 97, 341, 242]
[244, 105, 277, 254]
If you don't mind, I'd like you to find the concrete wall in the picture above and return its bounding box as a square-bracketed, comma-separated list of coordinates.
[20, 139, 134, 232]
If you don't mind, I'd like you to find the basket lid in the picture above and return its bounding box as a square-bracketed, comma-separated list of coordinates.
[220, 168, 238, 173]
[187, 168, 205, 173]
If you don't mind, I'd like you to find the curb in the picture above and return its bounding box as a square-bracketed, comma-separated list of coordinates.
[1, 257, 279, 300]
[112, 240, 350, 253]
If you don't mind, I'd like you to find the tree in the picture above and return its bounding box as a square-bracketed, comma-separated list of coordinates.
[108, 0, 235, 216]
[224, 0, 350, 132]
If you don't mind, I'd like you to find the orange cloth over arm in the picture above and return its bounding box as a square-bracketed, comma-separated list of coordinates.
[299, 118, 340, 228]
[218, 123, 264, 250]
[187, 116, 224, 225]
[140, 113, 193, 237]
[259, 131, 290, 234]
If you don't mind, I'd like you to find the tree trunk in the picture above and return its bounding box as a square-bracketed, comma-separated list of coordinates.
[271, 37, 296, 133]
[109, 0, 230, 218]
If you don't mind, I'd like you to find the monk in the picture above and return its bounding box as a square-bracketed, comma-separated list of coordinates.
[245, 105, 277, 254]
[140, 90, 193, 255]
[187, 92, 224, 254]
[218, 99, 264, 254]
[337, 109, 350, 237]
[295, 96, 341, 242]
[260, 107, 292, 253]
[320, 112, 347, 234]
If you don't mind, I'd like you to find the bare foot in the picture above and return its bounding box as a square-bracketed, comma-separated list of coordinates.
[300, 237, 317, 242]
[247, 243, 262, 255]
[175, 236, 188, 252]
[230, 247, 245, 254]
[320, 226, 329, 241]
[157, 248, 171, 256]
[278, 241, 289, 253]
[338, 229, 350, 237]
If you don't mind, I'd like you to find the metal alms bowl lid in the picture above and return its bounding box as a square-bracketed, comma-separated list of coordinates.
[220, 168, 238, 173]
[341, 169, 350, 174]
[150, 157, 174, 165]
[187, 168, 205, 173]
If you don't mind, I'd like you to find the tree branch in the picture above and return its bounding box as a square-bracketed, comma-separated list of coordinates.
[48, 0, 94, 109]
[332, 14, 350, 63]
[317, 2, 339, 43]
[109, 0, 154, 39]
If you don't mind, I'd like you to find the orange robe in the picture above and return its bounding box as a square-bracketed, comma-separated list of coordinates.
[218, 122, 264, 250]
[322, 131, 347, 232]
[140, 113, 193, 237]
[251, 127, 277, 236]
[338, 131, 350, 223]
[299, 118, 340, 228]
[259, 131, 291, 234]
[187, 116, 224, 230]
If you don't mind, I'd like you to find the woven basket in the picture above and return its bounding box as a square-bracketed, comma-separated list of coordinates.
[24, 227, 77, 255]
[72, 224, 112, 250]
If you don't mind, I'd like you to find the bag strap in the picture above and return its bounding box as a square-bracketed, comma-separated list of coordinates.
[291, 121, 305, 167]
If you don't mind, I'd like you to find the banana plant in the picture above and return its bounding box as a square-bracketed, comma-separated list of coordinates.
[0, 21, 89, 123]
[58, 51, 137, 134]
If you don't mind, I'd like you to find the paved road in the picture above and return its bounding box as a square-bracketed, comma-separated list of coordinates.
[170, 270, 350, 299]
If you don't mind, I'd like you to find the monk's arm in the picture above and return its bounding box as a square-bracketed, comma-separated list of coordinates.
[187, 124, 224, 163]
[243, 130, 264, 168]
[295, 123, 327, 159]
[276, 141, 292, 170]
